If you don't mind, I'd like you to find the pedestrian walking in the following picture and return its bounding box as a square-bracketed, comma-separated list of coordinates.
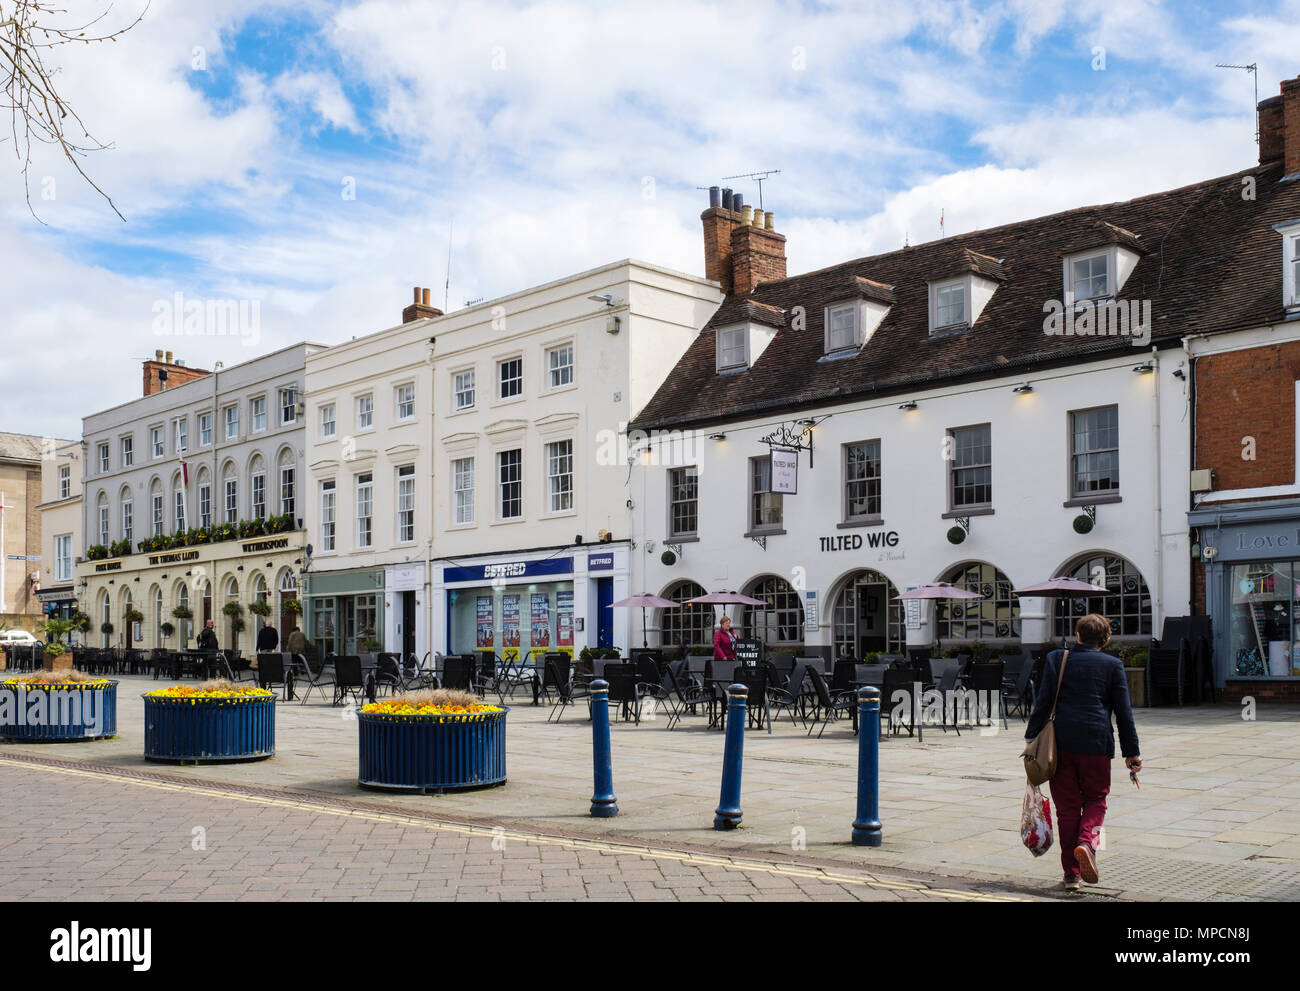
[256, 622, 278, 653]
[286, 626, 307, 657]
[1025, 613, 1141, 891]
[713, 615, 737, 661]
[196, 619, 219, 651]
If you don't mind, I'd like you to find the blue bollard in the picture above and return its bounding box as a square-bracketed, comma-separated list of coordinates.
[852, 686, 882, 846]
[713, 682, 749, 830]
[589, 679, 619, 818]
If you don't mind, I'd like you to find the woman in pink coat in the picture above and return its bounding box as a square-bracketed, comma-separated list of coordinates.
[712, 616, 737, 660]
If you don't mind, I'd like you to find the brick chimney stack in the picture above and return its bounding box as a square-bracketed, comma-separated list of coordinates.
[701, 187, 787, 296]
[402, 286, 444, 323]
[1258, 74, 1300, 176]
[143, 350, 209, 397]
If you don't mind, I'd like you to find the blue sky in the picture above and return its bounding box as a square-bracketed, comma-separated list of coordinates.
[2, 0, 1299, 438]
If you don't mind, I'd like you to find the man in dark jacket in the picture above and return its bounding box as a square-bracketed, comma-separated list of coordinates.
[196, 619, 219, 651]
[1025, 613, 1141, 891]
[256, 622, 278, 653]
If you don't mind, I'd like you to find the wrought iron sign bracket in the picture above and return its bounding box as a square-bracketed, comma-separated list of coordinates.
[664, 542, 684, 559]
[750, 534, 767, 551]
[1082, 504, 1097, 525]
[953, 516, 971, 536]
[759, 417, 824, 468]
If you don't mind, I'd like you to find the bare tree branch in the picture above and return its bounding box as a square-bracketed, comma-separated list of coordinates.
[0, 1, 149, 222]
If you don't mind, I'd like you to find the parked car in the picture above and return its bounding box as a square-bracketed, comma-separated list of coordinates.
[0, 630, 39, 645]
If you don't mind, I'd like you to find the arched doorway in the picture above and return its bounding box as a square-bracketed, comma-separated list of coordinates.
[151, 584, 164, 648]
[936, 561, 1020, 643]
[656, 580, 714, 651]
[201, 579, 213, 627]
[1054, 553, 1152, 640]
[741, 575, 805, 648]
[175, 583, 191, 647]
[223, 576, 241, 650]
[830, 569, 904, 660]
[99, 590, 111, 648]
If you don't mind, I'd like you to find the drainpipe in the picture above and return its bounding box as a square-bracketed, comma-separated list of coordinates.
[1151, 345, 1163, 629]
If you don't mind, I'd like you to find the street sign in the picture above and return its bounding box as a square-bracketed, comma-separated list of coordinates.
[771, 448, 798, 494]
[6, 555, 39, 561]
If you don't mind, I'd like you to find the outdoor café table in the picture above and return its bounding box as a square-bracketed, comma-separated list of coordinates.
[178, 651, 216, 680]
[498, 657, 541, 703]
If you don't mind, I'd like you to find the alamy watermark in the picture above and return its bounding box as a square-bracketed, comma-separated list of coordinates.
[0, 688, 106, 735]
[152, 292, 261, 347]
[1042, 298, 1151, 345]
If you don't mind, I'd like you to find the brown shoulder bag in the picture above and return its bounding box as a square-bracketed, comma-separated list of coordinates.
[1021, 650, 1068, 785]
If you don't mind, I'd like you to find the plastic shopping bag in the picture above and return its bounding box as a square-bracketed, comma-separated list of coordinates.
[1020, 782, 1054, 857]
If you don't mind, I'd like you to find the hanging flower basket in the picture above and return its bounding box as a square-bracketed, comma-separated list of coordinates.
[0, 674, 117, 740]
[357, 690, 507, 793]
[142, 682, 275, 763]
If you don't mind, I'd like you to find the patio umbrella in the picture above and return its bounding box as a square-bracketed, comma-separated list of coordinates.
[684, 590, 768, 645]
[1011, 577, 1110, 647]
[892, 582, 986, 600]
[608, 593, 678, 649]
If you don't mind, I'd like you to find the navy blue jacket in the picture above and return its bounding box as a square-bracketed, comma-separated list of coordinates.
[1024, 647, 1140, 759]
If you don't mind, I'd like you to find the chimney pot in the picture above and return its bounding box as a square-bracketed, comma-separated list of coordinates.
[709, 186, 721, 209]
[165, 350, 173, 364]
[765, 211, 775, 230]
[733, 192, 744, 213]
[155, 349, 164, 361]
[721, 188, 734, 210]
[740, 205, 753, 226]
[413, 287, 421, 303]
[422, 287, 431, 306]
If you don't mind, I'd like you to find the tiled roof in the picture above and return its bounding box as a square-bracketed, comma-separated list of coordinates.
[633, 163, 1300, 431]
[712, 297, 787, 329]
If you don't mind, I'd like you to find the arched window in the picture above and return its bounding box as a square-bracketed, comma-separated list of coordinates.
[221, 461, 238, 524]
[148, 477, 164, 538]
[658, 580, 715, 650]
[936, 562, 1020, 641]
[95, 492, 110, 546]
[1054, 554, 1152, 639]
[153, 585, 164, 646]
[196, 466, 213, 529]
[119, 486, 133, 546]
[741, 576, 805, 646]
[277, 447, 296, 519]
[248, 453, 266, 521]
[172, 472, 187, 534]
[831, 569, 904, 659]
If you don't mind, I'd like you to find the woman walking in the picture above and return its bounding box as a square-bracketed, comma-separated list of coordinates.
[1025, 613, 1141, 891]
[713, 615, 737, 661]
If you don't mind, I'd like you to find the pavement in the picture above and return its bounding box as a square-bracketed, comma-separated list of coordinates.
[3, 674, 1299, 901]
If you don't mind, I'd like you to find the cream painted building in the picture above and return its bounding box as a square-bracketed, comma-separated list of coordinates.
[302, 261, 722, 662]
[78, 345, 323, 653]
[35, 439, 84, 626]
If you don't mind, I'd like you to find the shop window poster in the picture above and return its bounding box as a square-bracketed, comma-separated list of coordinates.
[476, 595, 494, 648]
[531, 593, 551, 648]
[502, 594, 521, 648]
[557, 589, 574, 647]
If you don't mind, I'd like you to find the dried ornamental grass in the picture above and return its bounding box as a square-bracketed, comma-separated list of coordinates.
[4, 671, 111, 689]
[146, 680, 274, 703]
[361, 687, 503, 718]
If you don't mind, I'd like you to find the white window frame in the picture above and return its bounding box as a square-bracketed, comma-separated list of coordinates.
[320, 480, 336, 552]
[251, 396, 268, 434]
[118, 501, 130, 545]
[749, 455, 783, 532]
[497, 356, 523, 401]
[929, 279, 968, 333]
[453, 369, 476, 411]
[98, 503, 110, 546]
[198, 412, 212, 447]
[174, 486, 187, 532]
[453, 457, 475, 525]
[151, 493, 164, 537]
[120, 436, 133, 468]
[396, 465, 415, 543]
[225, 479, 238, 524]
[356, 473, 373, 548]
[319, 404, 336, 440]
[1063, 249, 1113, 305]
[497, 449, 522, 520]
[150, 426, 165, 460]
[843, 440, 882, 522]
[98, 443, 110, 474]
[58, 464, 70, 500]
[356, 393, 374, 431]
[55, 534, 73, 582]
[280, 387, 297, 425]
[224, 405, 239, 441]
[1283, 226, 1300, 310]
[251, 472, 266, 520]
[198, 484, 211, 529]
[174, 417, 188, 454]
[395, 383, 416, 422]
[546, 344, 574, 390]
[824, 303, 858, 353]
[716, 325, 748, 371]
[545, 439, 574, 514]
[280, 466, 295, 519]
[668, 466, 699, 539]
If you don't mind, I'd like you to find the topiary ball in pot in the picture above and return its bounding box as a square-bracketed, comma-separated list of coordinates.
[1073, 514, 1094, 534]
[946, 525, 966, 545]
[660, 550, 677, 566]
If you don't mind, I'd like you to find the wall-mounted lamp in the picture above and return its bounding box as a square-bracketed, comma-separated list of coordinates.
[898, 401, 918, 411]
[709, 433, 727, 441]
[1012, 383, 1033, 394]
[236, 565, 244, 571]
[798, 418, 817, 428]
[1132, 362, 1154, 374]
[1172, 368, 1186, 380]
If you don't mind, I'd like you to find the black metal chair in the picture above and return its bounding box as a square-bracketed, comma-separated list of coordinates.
[732, 664, 770, 733]
[291, 653, 334, 704]
[440, 654, 475, 691]
[1146, 647, 1185, 706]
[766, 662, 810, 727]
[547, 656, 593, 723]
[962, 661, 1007, 729]
[375, 653, 403, 697]
[604, 663, 640, 723]
[881, 666, 920, 738]
[662, 663, 712, 727]
[805, 667, 858, 738]
[333, 655, 365, 706]
[1002, 657, 1034, 719]
[256, 653, 292, 700]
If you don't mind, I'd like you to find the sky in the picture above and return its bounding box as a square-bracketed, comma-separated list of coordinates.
[2, 0, 1298, 440]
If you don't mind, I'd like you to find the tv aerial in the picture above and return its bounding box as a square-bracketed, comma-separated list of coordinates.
[697, 169, 782, 211]
[1215, 62, 1259, 146]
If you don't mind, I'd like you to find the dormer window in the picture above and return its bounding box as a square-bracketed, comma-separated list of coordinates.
[929, 280, 968, 333]
[1290, 233, 1300, 308]
[1280, 221, 1300, 310]
[1070, 251, 1111, 302]
[717, 326, 748, 371]
[825, 304, 857, 353]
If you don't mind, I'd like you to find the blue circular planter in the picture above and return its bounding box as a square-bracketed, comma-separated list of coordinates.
[142, 693, 275, 763]
[357, 706, 507, 793]
[0, 681, 117, 740]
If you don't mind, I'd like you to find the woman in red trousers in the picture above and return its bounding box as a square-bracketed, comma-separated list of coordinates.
[713, 616, 737, 660]
[1025, 613, 1141, 892]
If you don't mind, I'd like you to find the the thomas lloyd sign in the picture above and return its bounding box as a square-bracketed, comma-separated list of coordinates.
[241, 537, 290, 554]
[819, 532, 899, 552]
[93, 560, 122, 573]
[148, 550, 200, 565]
